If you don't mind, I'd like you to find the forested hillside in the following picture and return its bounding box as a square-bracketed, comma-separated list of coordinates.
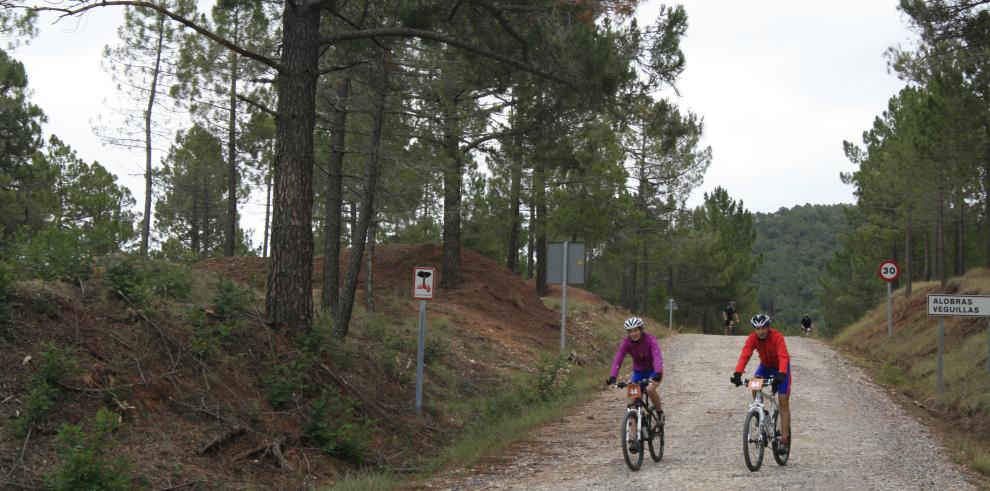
[751, 204, 846, 334]
[0, 1, 772, 487]
[821, 1, 990, 337]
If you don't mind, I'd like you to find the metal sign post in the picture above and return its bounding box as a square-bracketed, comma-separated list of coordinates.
[561, 241, 568, 353]
[878, 259, 900, 338]
[927, 293, 990, 392]
[937, 317, 945, 393]
[665, 298, 677, 330]
[548, 242, 585, 354]
[412, 266, 435, 414]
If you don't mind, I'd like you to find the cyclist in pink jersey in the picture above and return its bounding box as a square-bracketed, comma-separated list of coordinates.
[607, 317, 664, 412]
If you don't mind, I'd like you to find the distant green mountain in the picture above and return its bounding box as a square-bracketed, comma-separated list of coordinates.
[750, 204, 847, 333]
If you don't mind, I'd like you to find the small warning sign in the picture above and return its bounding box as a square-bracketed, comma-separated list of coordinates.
[413, 267, 435, 300]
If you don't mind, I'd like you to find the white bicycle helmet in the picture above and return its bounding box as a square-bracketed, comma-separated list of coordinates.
[750, 313, 771, 328]
[623, 316, 645, 331]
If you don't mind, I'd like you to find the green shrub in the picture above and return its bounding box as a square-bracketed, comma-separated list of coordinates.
[263, 361, 310, 410]
[104, 255, 150, 306]
[103, 255, 193, 307]
[19, 227, 93, 284]
[210, 274, 252, 319]
[9, 342, 79, 437]
[0, 261, 13, 322]
[185, 307, 245, 360]
[534, 353, 568, 402]
[303, 389, 374, 462]
[26, 289, 62, 319]
[297, 311, 334, 354]
[44, 408, 133, 491]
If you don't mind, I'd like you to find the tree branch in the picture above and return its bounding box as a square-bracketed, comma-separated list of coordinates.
[32, 1, 279, 70]
[320, 28, 572, 86]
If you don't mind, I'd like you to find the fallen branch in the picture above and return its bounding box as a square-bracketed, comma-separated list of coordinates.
[233, 443, 269, 462]
[155, 479, 203, 491]
[0, 479, 42, 490]
[197, 426, 246, 455]
[270, 442, 293, 470]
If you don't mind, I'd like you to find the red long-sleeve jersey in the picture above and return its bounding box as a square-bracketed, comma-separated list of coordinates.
[735, 327, 790, 374]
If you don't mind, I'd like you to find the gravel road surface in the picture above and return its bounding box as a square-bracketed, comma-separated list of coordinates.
[413, 333, 981, 490]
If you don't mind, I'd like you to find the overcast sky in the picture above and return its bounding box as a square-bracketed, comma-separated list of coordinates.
[13, 1, 919, 248]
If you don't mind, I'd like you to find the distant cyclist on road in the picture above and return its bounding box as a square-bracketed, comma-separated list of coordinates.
[607, 317, 664, 415]
[730, 313, 792, 454]
[723, 301, 740, 335]
[800, 314, 814, 337]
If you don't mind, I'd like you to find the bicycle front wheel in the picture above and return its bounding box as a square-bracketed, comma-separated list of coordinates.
[621, 411, 644, 471]
[743, 409, 764, 472]
[648, 408, 664, 462]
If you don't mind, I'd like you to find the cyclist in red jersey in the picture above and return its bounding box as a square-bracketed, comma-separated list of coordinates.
[730, 313, 791, 454]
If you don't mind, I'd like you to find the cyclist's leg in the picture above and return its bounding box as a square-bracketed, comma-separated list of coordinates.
[646, 379, 661, 412]
[632, 370, 661, 412]
[777, 364, 792, 442]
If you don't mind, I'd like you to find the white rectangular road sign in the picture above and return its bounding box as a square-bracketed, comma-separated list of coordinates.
[927, 294, 990, 317]
[413, 267, 436, 300]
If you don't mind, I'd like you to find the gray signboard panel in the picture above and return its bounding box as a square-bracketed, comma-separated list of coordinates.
[547, 242, 585, 284]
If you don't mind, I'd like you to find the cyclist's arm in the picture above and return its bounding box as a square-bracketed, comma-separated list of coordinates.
[734, 333, 756, 373]
[649, 335, 663, 374]
[774, 330, 791, 374]
[610, 339, 629, 378]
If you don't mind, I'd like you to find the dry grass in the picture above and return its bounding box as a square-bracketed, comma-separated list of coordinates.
[833, 269, 990, 477]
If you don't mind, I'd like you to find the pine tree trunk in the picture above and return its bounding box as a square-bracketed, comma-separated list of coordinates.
[225, 42, 239, 257]
[985, 157, 990, 268]
[349, 201, 358, 246]
[201, 184, 210, 257]
[957, 198, 965, 276]
[641, 244, 649, 313]
[905, 208, 912, 297]
[265, 3, 320, 331]
[440, 99, 463, 289]
[141, 15, 166, 256]
[506, 143, 522, 274]
[534, 161, 547, 296]
[365, 218, 377, 312]
[937, 190, 946, 287]
[263, 159, 272, 258]
[321, 78, 350, 313]
[923, 230, 930, 282]
[191, 191, 200, 254]
[334, 49, 388, 339]
[526, 197, 535, 280]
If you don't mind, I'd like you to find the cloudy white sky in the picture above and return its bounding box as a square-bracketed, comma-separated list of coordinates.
[638, 0, 919, 213]
[13, 1, 919, 247]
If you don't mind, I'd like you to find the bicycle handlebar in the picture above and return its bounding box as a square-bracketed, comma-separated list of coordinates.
[614, 380, 651, 389]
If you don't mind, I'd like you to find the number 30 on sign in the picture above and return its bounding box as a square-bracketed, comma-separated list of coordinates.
[877, 259, 900, 282]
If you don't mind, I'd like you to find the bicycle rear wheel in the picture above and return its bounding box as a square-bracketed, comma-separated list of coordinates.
[772, 410, 790, 465]
[621, 411, 644, 471]
[647, 408, 664, 462]
[743, 409, 764, 472]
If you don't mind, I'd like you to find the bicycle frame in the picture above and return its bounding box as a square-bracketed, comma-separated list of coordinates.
[616, 379, 663, 470]
[747, 381, 778, 432]
[741, 377, 787, 471]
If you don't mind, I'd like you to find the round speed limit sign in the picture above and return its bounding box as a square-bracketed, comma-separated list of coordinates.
[877, 259, 900, 282]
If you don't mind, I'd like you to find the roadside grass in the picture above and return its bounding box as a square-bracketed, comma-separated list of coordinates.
[832, 270, 990, 479]
[327, 299, 630, 490]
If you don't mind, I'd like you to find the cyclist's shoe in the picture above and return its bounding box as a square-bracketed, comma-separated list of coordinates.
[628, 441, 640, 453]
[776, 438, 789, 455]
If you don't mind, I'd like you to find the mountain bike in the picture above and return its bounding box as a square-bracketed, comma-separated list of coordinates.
[615, 379, 664, 471]
[739, 377, 789, 471]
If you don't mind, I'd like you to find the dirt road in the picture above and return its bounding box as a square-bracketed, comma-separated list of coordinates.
[415, 333, 980, 490]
